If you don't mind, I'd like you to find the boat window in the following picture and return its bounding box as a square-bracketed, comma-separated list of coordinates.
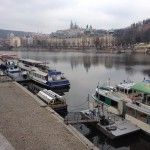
[128, 89, 132, 94]
[124, 89, 128, 94]
[148, 116, 150, 125]
[14, 66, 17, 69]
[127, 107, 136, 117]
[146, 95, 150, 105]
[111, 100, 118, 108]
[136, 111, 147, 123]
[100, 95, 105, 102]
[120, 88, 124, 92]
[95, 92, 98, 98]
[105, 97, 111, 106]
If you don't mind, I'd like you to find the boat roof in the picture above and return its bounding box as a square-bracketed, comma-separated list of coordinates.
[19, 59, 44, 65]
[48, 71, 62, 75]
[32, 68, 47, 76]
[95, 88, 123, 102]
[126, 102, 150, 115]
[99, 85, 115, 91]
[117, 82, 135, 90]
[131, 80, 150, 94]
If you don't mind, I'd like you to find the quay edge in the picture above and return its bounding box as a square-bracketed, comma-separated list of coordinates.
[0, 79, 98, 150]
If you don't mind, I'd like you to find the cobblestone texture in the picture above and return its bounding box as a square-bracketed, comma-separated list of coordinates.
[0, 82, 88, 150]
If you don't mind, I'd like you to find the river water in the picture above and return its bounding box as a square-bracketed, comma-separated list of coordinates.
[1, 50, 150, 150]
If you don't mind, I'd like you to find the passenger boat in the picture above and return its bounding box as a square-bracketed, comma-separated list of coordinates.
[126, 102, 150, 135]
[93, 79, 150, 135]
[116, 80, 135, 95]
[92, 80, 138, 116]
[37, 89, 67, 111]
[7, 64, 20, 74]
[92, 84, 125, 115]
[0, 54, 20, 73]
[3, 59, 20, 74]
[18, 59, 70, 88]
[80, 105, 140, 139]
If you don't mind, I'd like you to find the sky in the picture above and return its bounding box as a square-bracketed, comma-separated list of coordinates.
[0, 0, 150, 34]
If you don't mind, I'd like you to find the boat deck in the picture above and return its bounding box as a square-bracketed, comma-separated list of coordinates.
[81, 108, 140, 139]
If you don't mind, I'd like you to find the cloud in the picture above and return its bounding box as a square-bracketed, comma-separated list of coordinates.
[0, 0, 150, 33]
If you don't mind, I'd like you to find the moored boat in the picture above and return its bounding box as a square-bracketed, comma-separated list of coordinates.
[18, 59, 70, 88]
[126, 102, 150, 135]
[37, 89, 67, 111]
[92, 84, 125, 115]
[80, 105, 140, 139]
[93, 79, 150, 135]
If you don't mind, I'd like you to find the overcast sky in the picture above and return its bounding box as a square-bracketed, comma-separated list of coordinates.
[0, 0, 150, 33]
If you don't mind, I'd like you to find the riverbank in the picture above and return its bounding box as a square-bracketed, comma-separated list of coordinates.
[0, 78, 98, 150]
[9, 47, 150, 53]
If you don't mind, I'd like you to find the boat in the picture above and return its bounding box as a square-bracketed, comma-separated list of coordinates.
[0, 54, 19, 72]
[37, 89, 67, 111]
[126, 102, 150, 135]
[1, 59, 20, 74]
[92, 80, 138, 116]
[131, 79, 150, 105]
[80, 104, 140, 139]
[92, 84, 125, 115]
[93, 79, 150, 135]
[116, 80, 135, 95]
[18, 59, 70, 88]
[7, 64, 20, 74]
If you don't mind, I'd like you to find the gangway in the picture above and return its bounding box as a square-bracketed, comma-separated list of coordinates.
[64, 112, 98, 125]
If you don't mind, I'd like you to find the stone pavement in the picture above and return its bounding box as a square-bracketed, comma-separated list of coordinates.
[0, 81, 97, 150]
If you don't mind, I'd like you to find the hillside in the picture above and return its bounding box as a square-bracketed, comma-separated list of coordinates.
[0, 29, 34, 39]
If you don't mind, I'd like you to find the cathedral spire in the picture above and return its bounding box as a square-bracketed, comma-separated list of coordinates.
[70, 20, 73, 29]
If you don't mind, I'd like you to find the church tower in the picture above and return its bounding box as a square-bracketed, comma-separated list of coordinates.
[70, 20, 73, 29]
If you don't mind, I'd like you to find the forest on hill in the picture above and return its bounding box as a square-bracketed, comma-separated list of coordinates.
[0, 29, 33, 39]
[115, 18, 150, 45]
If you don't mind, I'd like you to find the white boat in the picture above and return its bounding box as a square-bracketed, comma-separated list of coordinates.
[92, 85, 125, 115]
[80, 106, 140, 139]
[37, 89, 67, 110]
[18, 59, 70, 88]
[93, 79, 150, 135]
[116, 80, 135, 95]
[7, 65, 20, 74]
[4, 59, 20, 75]
[126, 102, 150, 135]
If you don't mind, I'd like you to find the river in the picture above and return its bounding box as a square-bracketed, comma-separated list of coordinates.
[1, 50, 150, 150]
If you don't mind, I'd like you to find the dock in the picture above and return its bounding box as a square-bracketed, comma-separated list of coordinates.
[0, 76, 98, 150]
[64, 112, 98, 124]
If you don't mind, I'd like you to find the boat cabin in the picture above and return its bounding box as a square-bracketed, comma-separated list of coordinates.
[131, 79, 150, 105]
[19, 59, 44, 67]
[92, 86, 124, 115]
[116, 81, 135, 95]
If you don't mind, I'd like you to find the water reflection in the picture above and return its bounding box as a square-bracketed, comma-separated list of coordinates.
[75, 123, 150, 150]
[14, 51, 150, 77]
[2, 51, 150, 77]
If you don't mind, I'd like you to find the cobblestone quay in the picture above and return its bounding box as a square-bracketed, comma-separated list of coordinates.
[0, 81, 91, 150]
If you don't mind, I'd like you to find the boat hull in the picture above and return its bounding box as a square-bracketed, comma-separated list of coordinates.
[31, 77, 70, 88]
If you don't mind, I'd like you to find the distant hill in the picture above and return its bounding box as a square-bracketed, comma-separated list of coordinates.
[115, 18, 150, 45]
[0, 29, 34, 39]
